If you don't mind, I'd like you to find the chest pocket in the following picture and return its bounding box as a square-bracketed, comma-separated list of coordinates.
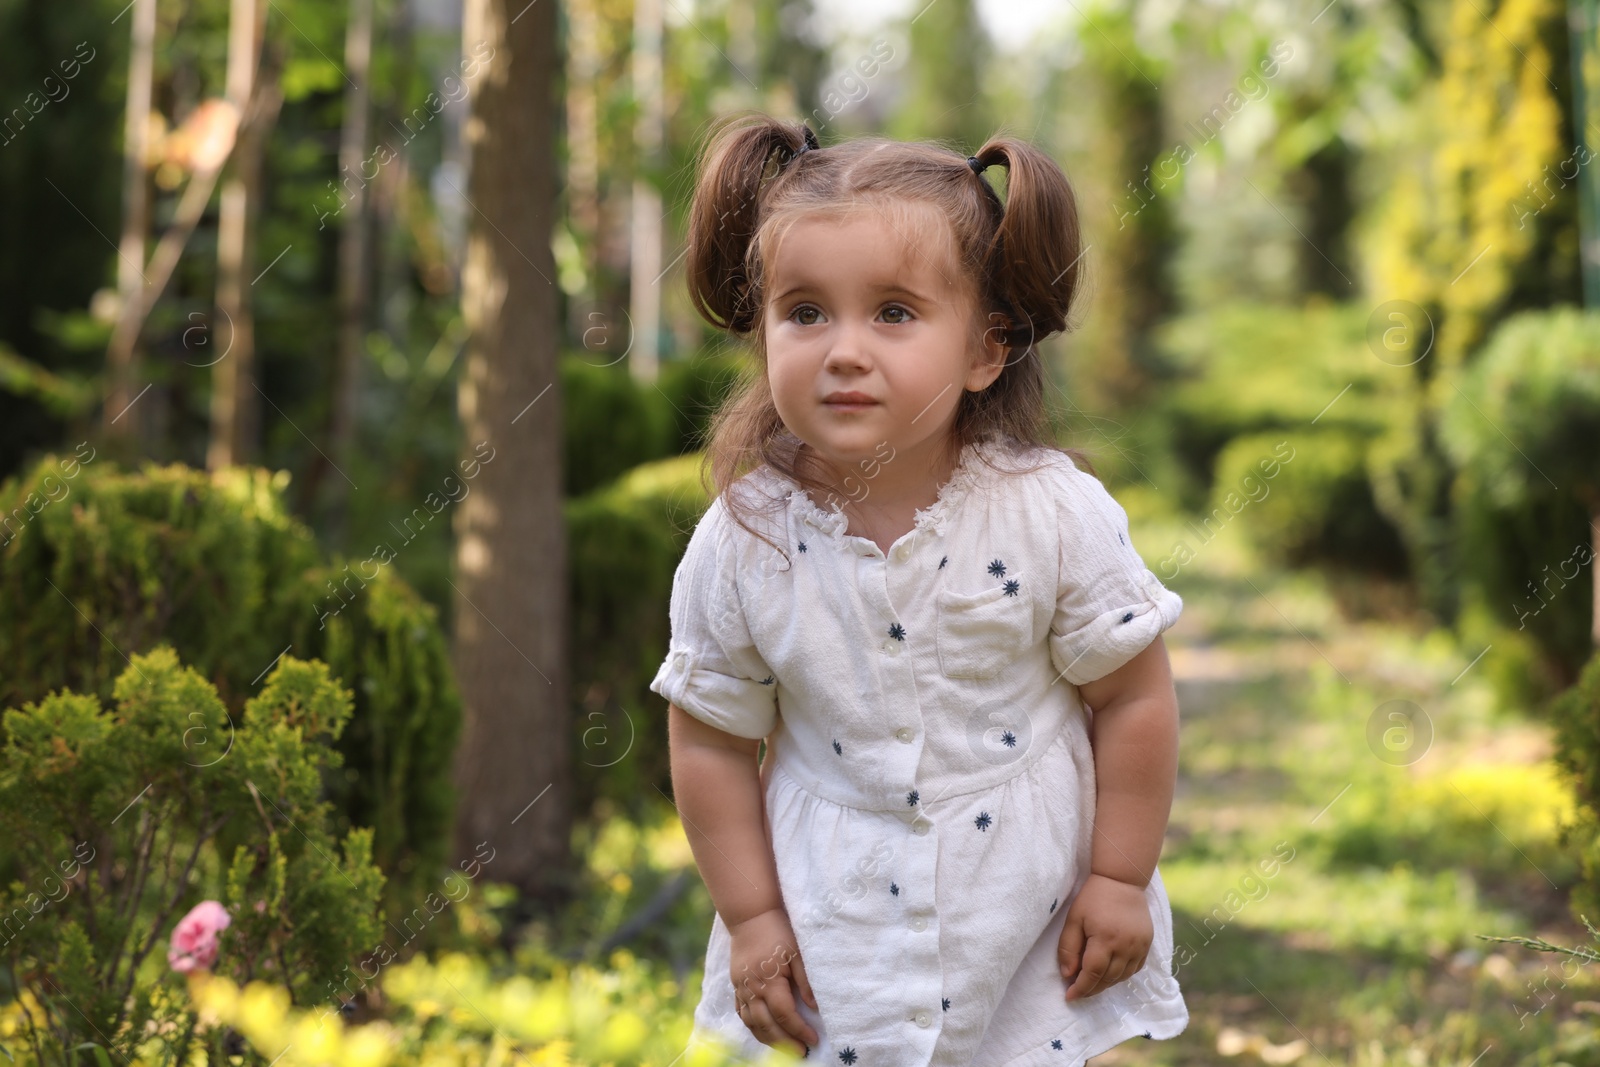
[935, 574, 1035, 680]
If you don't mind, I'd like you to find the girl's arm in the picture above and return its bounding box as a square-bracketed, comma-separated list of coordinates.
[667, 701, 784, 928]
[1075, 635, 1179, 888]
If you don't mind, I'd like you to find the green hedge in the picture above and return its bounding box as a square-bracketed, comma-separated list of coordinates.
[1155, 301, 1397, 508]
[562, 351, 748, 497]
[0, 647, 386, 1061]
[1551, 651, 1600, 922]
[0, 455, 458, 922]
[566, 452, 712, 817]
[1441, 307, 1600, 686]
[1210, 429, 1408, 574]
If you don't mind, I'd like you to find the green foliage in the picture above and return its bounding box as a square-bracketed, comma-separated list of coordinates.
[1154, 300, 1397, 508]
[0, 455, 459, 922]
[1307, 761, 1579, 892]
[562, 356, 676, 498]
[0, 647, 386, 1065]
[1550, 652, 1600, 923]
[658, 352, 750, 455]
[1210, 429, 1407, 574]
[562, 352, 748, 497]
[1440, 307, 1600, 505]
[566, 453, 711, 819]
[1154, 301, 1445, 579]
[1368, 0, 1576, 368]
[1441, 307, 1600, 682]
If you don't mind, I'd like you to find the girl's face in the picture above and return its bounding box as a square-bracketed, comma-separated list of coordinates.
[761, 206, 1007, 482]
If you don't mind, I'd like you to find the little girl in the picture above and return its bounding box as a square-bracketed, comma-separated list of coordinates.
[650, 114, 1187, 1066]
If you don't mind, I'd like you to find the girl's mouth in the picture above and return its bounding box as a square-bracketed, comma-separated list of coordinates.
[823, 392, 880, 411]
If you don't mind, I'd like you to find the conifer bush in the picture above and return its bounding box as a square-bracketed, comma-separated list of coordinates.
[0, 647, 385, 1065]
[0, 456, 458, 920]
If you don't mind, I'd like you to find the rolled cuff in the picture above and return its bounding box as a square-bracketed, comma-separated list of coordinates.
[1048, 572, 1182, 687]
[650, 644, 778, 741]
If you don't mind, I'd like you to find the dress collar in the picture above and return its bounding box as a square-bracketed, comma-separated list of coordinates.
[781, 435, 999, 542]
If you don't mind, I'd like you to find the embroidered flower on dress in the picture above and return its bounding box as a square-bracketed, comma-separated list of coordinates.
[1120, 611, 1134, 623]
[839, 1048, 858, 1064]
[1049, 897, 1058, 912]
[906, 789, 919, 806]
[1002, 578, 1021, 597]
[1001, 730, 1017, 747]
[760, 674, 775, 685]
[799, 540, 808, 552]
[938, 555, 948, 569]
[942, 997, 951, 1011]
[888, 622, 906, 641]
[974, 811, 992, 831]
[987, 558, 1007, 577]
[890, 881, 899, 896]
[832, 739, 842, 755]
[1050, 1039, 1063, 1050]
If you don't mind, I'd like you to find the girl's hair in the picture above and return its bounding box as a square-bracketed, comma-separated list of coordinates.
[684, 111, 1094, 553]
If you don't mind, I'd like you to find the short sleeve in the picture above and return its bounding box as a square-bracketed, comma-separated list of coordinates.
[648, 496, 779, 740]
[1047, 460, 1182, 687]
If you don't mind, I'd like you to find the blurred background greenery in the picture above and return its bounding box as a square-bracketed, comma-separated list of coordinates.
[2, 0, 1600, 1062]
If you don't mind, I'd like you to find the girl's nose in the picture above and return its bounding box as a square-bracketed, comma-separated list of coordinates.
[821, 320, 872, 373]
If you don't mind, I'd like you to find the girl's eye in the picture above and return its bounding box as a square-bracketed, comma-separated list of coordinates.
[881, 305, 912, 324]
[786, 304, 911, 325]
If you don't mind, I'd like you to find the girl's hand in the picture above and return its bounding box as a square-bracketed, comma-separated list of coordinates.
[728, 906, 820, 1055]
[1057, 873, 1153, 1001]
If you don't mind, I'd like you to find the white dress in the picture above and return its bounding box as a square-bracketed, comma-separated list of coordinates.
[649, 433, 1189, 1067]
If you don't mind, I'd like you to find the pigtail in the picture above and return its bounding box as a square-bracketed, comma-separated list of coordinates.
[686, 114, 814, 335]
[969, 137, 1084, 349]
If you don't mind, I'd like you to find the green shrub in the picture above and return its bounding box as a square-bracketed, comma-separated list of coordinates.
[1309, 761, 1579, 892]
[0, 647, 385, 1065]
[1209, 429, 1407, 573]
[659, 351, 749, 454]
[1550, 651, 1600, 923]
[563, 357, 676, 498]
[1441, 307, 1600, 686]
[563, 351, 749, 498]
[0, 456, 458, 921]
[1155, 301, 1396, 507]
[567, 452, 712, 818]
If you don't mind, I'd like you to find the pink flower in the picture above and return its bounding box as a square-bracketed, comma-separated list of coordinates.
[167, 900, 231, 973]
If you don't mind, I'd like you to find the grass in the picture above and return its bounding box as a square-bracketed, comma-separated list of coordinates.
[1082, 509, 1600, 1065]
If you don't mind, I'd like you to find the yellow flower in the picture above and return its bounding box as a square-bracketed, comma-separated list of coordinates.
[236, 981, 292, 1051]
[342, 1023, 397, 1067]
[289, 1009, 348, 1064]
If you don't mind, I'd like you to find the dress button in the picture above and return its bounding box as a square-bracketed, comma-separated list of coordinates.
[912, 820, 928, 835]
[882, 640, 902, 657]
[910, 916, 927, 932]
[914, 1010, 931, 1027]
[893, 544, 910, 562]
[895, 727, 913, 743]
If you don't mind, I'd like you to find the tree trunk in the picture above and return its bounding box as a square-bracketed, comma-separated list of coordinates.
[324, 0, 374, 544]
[453, 0, 572, 904]
[106, 0, 157, 447]
[207, 0, 270, 470]
[629, 0, 663, 383]
[563, 0, 601, 345]
[1592, 502, 1599, 648]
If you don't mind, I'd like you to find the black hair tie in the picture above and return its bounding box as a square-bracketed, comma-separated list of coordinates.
[967, 155, 985, 174]
[781, 124, 821, 171]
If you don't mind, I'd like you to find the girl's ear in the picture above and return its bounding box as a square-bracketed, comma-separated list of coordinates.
[966, 312, 1011, 392]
